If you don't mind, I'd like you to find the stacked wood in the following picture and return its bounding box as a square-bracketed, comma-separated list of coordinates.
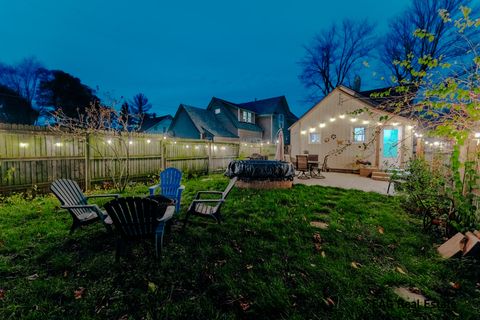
[437, 230, 480, 259]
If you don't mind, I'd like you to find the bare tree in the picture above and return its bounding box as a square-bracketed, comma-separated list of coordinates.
[299, 19, 376, 100]
[381, 0, 477, 83]
[0, 57, 44, 105]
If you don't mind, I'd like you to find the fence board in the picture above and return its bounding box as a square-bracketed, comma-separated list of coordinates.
[0, 123, 280, 193]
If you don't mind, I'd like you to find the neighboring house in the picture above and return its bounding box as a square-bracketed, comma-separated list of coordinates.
[289, 86, 416, 171]
[140, 114, 173, 134]
[168, 104, 239, 142]
[168, 95, 298, 144]
[206, 96, 298, 144]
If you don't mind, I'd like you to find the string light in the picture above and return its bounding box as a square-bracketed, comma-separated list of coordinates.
[146, 139, 151, 144]
[106, 139, 112, 145]
[329, 117, 336, 122]
[475, 132, 480, 138]
[339, 114, 346, 119]
[362, 120, 370, 125]
[319, 123, 326, 128]
[19, 142, 28, 148]
[128, 140, 133, 145]
[391, 122, 399, 126]
[309, 128, 315, 132]
[350, 118, 357, 122]
[54, 142, 63, 147]
[301, 130, 307, 135]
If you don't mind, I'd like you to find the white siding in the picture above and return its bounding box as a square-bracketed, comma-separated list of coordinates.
[289, 88, 414, 170]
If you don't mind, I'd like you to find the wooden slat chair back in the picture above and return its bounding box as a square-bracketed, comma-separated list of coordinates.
[296, 155, 309, 179]
[104, 197, 175, 260]
[149, 167, 185, 213]
[50, 179, 117, 234]
[184, 177, 238, 227]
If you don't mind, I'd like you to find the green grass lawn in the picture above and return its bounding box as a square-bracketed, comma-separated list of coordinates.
[1, 175, 479, 319]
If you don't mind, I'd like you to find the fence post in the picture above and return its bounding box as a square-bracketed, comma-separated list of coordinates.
[207, 140, 212, 174]
[85, 133, 91, 191]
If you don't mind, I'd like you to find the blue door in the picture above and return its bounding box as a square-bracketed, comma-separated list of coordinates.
[383, 129, 399, 158]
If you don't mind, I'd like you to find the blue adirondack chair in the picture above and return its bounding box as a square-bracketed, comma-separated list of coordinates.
[149, 167, 185, 213]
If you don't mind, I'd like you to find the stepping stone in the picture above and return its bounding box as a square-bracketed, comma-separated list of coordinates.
[437, 232, 466, 259]
[310, 221, 329, 229]
[463, 232, 480, 257]
[393, 287, 428, 306]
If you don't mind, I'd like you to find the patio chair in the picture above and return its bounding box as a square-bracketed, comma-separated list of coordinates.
[50, 179, 119, 234]
[104, 197, 175, 260]
[308, 154, 320, 176]
[296, 155, 309, 179]
[183, 177, 238, 227]
[149, 167, 185, 213]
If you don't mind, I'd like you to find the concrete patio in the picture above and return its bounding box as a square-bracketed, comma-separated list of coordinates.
[293, 172, 392, 195]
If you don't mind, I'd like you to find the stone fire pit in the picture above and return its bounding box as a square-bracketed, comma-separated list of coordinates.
[225, 160, 295, 189]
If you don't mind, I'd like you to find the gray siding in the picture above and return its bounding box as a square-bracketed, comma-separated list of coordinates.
[169, 109, 201, 139]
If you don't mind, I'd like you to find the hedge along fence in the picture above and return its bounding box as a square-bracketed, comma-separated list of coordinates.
[0, 123, 278, 193]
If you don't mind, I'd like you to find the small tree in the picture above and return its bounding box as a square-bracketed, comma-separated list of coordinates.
[50, 100, 141, 191]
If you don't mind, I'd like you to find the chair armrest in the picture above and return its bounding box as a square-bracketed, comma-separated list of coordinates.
[191, 199, 224, 204]
[195, 191, 223, 199]
[85, 194, 120, 200]
[148, 184, 161, 196]
[158, 206, 175, 223]
[177, 185, 185, 197]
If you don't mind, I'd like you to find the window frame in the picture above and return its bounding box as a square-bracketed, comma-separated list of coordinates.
[352, 126, 366, 143]
[278, 114, 285, 128]
[309, 132, 321, 144]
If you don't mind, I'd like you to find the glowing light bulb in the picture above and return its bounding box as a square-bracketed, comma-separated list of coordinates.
[362, 120, 370, 125]
[350, 118, 357, 122]
[329, 117, 336, 122]
[339, 114, 346, 119]
[309, 128, 315, 132]
[301, 130, 307, 135]
[319, 123, 326, 128]
[146, 139, 151, 144]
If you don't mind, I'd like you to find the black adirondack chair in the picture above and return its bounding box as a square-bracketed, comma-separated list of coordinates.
[184, 177, 237, 227]
[104, 197, 175, 260]
[50, 179, 119, 234]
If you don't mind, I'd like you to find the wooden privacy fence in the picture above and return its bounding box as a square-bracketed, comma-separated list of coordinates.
[0, 123, 278, 193]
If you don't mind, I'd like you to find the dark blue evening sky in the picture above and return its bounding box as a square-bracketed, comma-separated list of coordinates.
[1, 0, 409, 117]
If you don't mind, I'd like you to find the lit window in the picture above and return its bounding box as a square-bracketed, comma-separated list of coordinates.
[278, 114, 284, 128]
[353, 127, 366, 142]
[309, 132, 321, 144]
[241, 110, 253, 123]
[215, 108, 221, 114]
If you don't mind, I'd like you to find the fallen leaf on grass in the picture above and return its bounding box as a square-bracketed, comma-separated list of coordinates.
[449, 282, 461, 290]
[396, 267, 407, 275]
[246, 265, 253, 270]
[238, 298, 251, 311]
[313, 233, 322, 243]
[351, 261, 361, 269]
[321, 251, 326, 258]
[74, 287, 86, 299]
[323, 297, 335, 306]
[27, 274, 39, 281]
[378, 227, 385, 234]
[148, 282, 157, 293]
[0, 289, 5, 300]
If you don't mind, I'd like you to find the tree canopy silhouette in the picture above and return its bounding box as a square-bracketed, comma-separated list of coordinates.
[36, 70, 99, 119]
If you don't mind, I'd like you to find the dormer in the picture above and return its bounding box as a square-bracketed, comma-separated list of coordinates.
[238, 108, 255, 124]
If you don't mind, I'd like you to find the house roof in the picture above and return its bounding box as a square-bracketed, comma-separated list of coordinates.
[140, 114, 172, 131]
[238, 96, 298, 120]
[208, 97, 263, 132]
[182, 104, 238, 138]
